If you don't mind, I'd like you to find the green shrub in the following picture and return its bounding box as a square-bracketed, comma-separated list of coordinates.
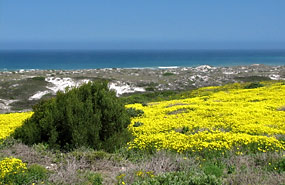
[181, 126, 190, 134]
[32, 76, 46, 81]
[162, 72, 175, 76]
[244, 82, 264, 89]
[266, 158, 285, 174]
[102, 127, 133, 152]
[13, 81, 130, 151]
[202, 163, 224, 178]
[126, 108, 144, 118]
[133, 122, 144, 127]
[0, 137, 17, 150]
[145, 87, 155, 91]
[132, 171, 222, 185]
[274, 158, 285, 173]
[80, 171, 103, 185]
[25, 164, 49, 182]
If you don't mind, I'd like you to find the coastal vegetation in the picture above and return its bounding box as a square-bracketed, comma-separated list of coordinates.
[0, 80, 284, 184]
[1, 64, 284, 113]
[162, 72, 175, 77]
[126, 81, 285, 153]
[13, 81, 130, 152]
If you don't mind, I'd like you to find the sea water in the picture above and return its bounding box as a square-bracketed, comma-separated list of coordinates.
[0, 50, 285, 70]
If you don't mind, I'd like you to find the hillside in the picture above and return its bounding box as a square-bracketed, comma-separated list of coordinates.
[0, 81, 284, 184]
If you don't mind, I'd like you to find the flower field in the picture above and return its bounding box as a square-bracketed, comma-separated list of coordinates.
[0, 112, 33, 141]
[0, 82, 285, 154]
[0, 82, 284, 184]
[127, 82, 285, 153]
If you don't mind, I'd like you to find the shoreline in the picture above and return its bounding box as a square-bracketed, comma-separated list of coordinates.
[0, 64, 285, 113]
[1, 63, 285, 72]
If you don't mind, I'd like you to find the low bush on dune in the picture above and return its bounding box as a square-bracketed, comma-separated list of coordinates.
[13, 81, 131, 151]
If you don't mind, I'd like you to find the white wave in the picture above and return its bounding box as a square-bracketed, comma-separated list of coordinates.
[158, 66, 179, 69]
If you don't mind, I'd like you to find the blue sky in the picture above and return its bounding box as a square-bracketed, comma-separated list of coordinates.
[0, 0, 285, 49]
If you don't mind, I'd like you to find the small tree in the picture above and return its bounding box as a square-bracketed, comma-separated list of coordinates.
[13, 81, 130, 151]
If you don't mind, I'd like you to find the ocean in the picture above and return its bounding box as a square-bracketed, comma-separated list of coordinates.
[0, 50, 285, 70]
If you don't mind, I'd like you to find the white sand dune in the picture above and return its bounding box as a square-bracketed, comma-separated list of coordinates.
[46, 77, 90, 93]
[28, 91, 50, 100]
[29, 78, 145, 100]
[0, 99, 18, 110]
[28, 77, 90, 100]
[109, 81, 145, 96]
[269, 74, 284, 80]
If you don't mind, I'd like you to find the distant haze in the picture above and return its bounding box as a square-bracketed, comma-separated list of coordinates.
[1, 41, 285, 50]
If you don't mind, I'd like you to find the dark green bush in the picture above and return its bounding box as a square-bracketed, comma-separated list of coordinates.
[133, 122, 144, 127]
[244, 82, 264, 89]
[162, 72, 175, 76]
[32, 76, 46, 81]
[145, 87, 155, 91]
[126, 107, 144, 118]
[13, 81, 130, 151]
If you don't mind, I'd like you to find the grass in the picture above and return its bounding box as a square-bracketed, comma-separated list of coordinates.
[0, 139, 284, 184]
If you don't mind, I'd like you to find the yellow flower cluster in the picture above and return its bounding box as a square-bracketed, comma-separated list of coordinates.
[0, 157, 27, 180]
[116, 173, 126, 185]
[0, 112, 33, 140]
[126, 82, 285, 153]
[136, 170, 155, 178]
